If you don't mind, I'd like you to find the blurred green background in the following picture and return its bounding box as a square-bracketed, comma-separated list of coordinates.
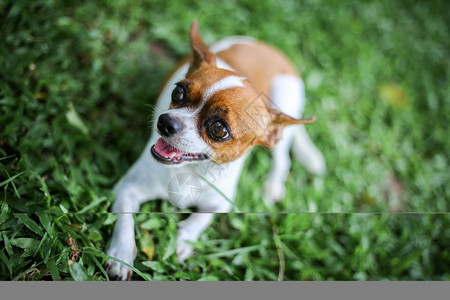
[0, 0, 449, 280]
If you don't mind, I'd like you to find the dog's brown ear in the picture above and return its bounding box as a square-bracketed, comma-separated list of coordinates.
[260, 108, 316, 149]
[187, 20, 216, 75]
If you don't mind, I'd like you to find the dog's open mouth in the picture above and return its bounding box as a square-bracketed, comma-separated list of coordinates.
[151, 138, 208, 165]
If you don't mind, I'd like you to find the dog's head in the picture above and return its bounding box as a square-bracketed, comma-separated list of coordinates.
[151, 21, 314, 166]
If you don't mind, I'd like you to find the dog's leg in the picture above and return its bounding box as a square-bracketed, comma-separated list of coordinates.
[105, 186, 143, 281]
[176, 201, 231, 263]
[106, 145, 168, 280]
[176, 212, 214, 263]
[292, 125, 326, 175]
[106, 216, 135, 280]
[264, 75, 302, 203]
[264, 127, 294, 203]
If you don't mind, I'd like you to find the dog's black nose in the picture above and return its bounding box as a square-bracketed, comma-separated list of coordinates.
[157, 113, 182, 136]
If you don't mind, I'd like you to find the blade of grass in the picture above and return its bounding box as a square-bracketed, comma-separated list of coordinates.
[14, 213, 44, 236]
[91, 255, 109, 281]
[31, 171, 52, 207]
[204, 245, 260, 259]
[77, 196, 108, 214]
[36, 212, 55, 238]
[2, 232, 14, 256]
[69, 261, 93, 281]
[0, 154, 16, 161]
[0, 170, 24, 198]
[272, 224, 285, 281]
[0, 250, 12, 277]
[81, 247, 151, 281]
[44, 258, 60, 281]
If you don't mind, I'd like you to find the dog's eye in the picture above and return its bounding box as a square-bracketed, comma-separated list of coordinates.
[209, 120, 229, 141]
[171, 85, 185, 103]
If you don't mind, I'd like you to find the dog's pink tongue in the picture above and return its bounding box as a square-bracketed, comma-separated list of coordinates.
[154, 138, 184, 159]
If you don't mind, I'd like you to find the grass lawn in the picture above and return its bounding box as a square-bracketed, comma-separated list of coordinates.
[0, 0, 449, 280]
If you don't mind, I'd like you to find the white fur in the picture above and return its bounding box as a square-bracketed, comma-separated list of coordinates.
[209, 36, 256, 53]
[159, 107, 212, 155]
[202, 75, 245, 102]
[270, 74, 305, 116]
[292, 126, 326, 175]
[106, 40, 325, 280]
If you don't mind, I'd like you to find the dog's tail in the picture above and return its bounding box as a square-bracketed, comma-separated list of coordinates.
[292, 125, 326, 175]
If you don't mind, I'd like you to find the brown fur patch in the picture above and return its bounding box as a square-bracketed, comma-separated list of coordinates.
[197, 83, 273, 164]
[188, 20, 216, 76]
[217, 42, 298, 98]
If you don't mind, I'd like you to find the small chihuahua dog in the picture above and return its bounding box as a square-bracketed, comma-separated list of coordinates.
[105, 21, 325, 280]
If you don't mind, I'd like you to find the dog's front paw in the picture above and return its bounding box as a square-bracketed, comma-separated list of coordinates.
[105, 241, 136, 281]
[264, 180, 286, 204]
[176, 225, 196, 263]
[176, 237, 194, 263]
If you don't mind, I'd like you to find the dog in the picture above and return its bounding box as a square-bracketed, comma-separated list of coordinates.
[105, 20, 325, 280]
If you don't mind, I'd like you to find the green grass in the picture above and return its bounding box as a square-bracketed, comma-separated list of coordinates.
[0, 0, 449, 280]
